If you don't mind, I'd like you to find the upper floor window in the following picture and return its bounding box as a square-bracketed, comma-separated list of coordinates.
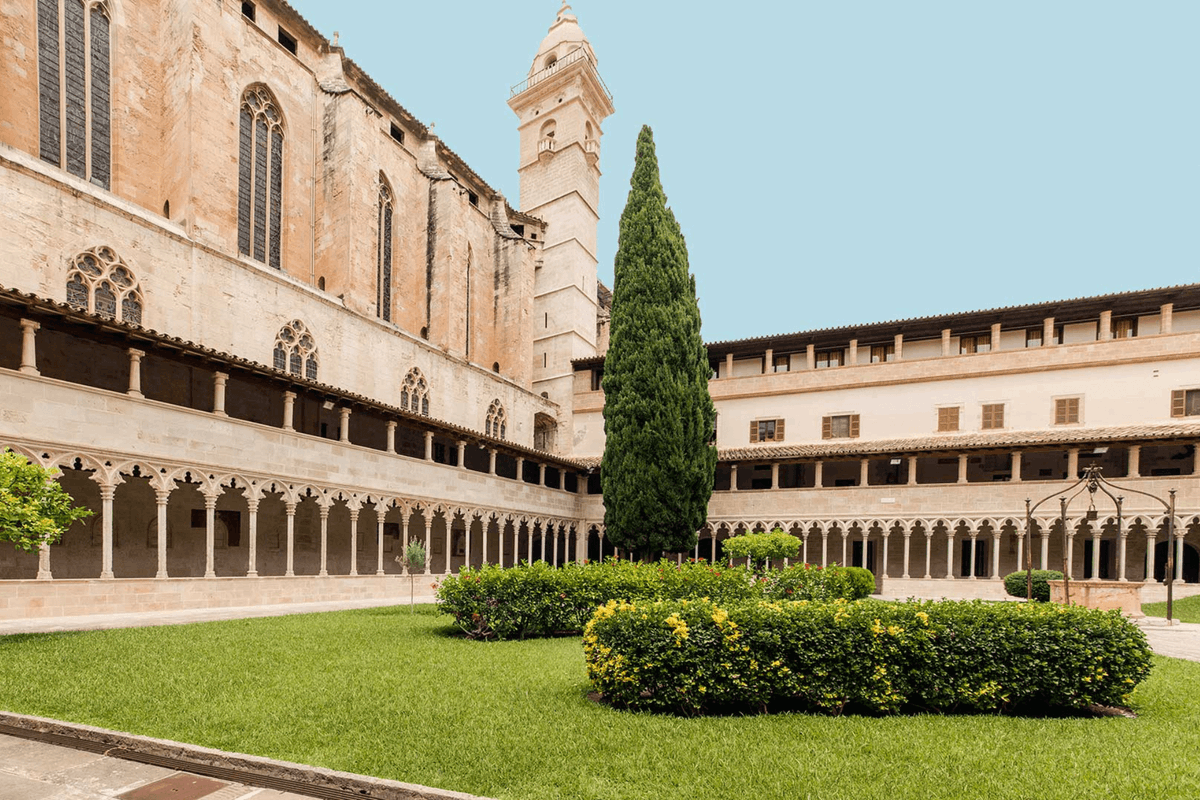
[981, 403, 1005, 430]
[960, 333, 991, 354]
[749, 418, 785, 443]
[937, 406, 960, 433]
[238, 86, 285, 269]
[485, 399, 507, 440]
[815, 349, 844, 369]
[822, 414, 859, 439]
[65, 246, 142, 324]
[1171, 389, 1200, 418]
[401, 368, 429, 416]
[1054, 397, 1081, 425]
[1111, 317, 1137, 339]
[870, 344, 895, 364]
[272, 320, 317, 380]
[534, 413, 557, 452]
[773, 354, 790, 373]
[377, 176, 394, 322]
[1026, 325, 1062, 347]
[38, 0, 111, 189]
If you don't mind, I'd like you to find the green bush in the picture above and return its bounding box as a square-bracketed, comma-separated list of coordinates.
[721, 529, 799, 573]
[436, 560, 870, 639]
[844, 567, 877, 599]
[584, 598, 1153, 716]
[1003, 570, 1064, 602]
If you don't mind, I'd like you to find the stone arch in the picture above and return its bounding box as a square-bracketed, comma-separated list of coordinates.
[272, 319, 319, 380]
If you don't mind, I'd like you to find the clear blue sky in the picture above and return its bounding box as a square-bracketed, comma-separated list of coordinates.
[288, 1, 1199, 343]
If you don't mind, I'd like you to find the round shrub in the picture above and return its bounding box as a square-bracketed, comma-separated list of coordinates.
[1003, 570, 1064, 602]
[843, 567, 877, 599]
[584, 598, 1152, 716]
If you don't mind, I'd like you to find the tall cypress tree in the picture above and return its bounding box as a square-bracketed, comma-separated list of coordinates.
[600, 126, 716, 560]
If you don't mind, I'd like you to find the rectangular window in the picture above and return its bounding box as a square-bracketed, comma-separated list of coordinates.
[937, 406, 960, 432]
[468, 191, 479, 207]
[981, 403, 1005, 430]
[241, 1, 256, 20]
[590, 368, 603, 391]
[749, 418, 785, 443]
[1111, 317, 1137, 339]
[870, 344, 895, 364]
[1055, 397, 1080, 425]
[773, 354, 790, 373]
[960, 334, 991, 354]
[277, 27, 298, 55]
[822, 414, 859, 439]
[1171, 389, 1200, 417]
[389, 122, 405, 145]
[1026, 326, 1063, 347]
[815, 349, 844, 369]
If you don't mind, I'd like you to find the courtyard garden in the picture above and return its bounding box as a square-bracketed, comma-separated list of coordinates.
[1, 596, 1199, 799]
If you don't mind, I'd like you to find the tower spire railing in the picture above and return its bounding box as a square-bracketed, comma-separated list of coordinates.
[510, 47, 613, 103]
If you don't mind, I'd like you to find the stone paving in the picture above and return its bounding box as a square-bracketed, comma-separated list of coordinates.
[1134, 617, 1200, 663]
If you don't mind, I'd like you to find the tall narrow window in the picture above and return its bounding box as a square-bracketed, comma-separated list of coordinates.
[238, 87, 284, 269]
[377, 176, 393, 322]
[401, 368, 430, 416]
[273, 320, 318, 380]
[38, 0, 111, 189]
[485, 399, 507, 440]
[64, 247, 143, 324]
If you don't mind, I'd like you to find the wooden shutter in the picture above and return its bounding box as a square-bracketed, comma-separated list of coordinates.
[1055, 399, 1068, 425]
[749, 421, 759, 443]
[849, 414, 860, 438]
[994, 405, 1004, 429]
[822, 416, 832, 439]
[1172, 390, 1186, 418]
[774, 419, 785, 442]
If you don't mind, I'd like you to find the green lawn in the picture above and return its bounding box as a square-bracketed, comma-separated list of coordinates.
[1, 606, 1198, 800]
[1144, 594, 1200, 623]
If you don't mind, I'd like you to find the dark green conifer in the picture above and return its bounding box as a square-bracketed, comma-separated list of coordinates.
[600, 126, 716, 560]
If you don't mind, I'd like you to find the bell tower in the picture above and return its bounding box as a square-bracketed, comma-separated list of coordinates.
[509, 3, 614, 452]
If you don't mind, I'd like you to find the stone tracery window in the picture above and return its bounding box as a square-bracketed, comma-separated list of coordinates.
[378, 175, 394, 322]
[38, 0, 111, 189]
[238, 86, 284, 269]
[485, 399, 507, 440]
[273, 320, 318, 380]
[400, 368, 429, 416]
[65, 247, 143, 324]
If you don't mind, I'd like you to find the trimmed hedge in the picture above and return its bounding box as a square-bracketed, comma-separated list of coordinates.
[1003, 570, 1064, 602]
[584, 598, 1152, 716]
[436, 560, 873, 640]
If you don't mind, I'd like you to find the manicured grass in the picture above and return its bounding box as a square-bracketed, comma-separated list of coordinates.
[2, 606, 1199, 800]
[1144, 594, 1200, 623]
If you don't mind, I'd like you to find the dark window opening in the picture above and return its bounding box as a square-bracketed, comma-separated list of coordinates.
[1083, 539, 1113, 580]
[587, 471, 602, 494]
[959, 540, 989, 577]
[511, 224, 524, 236]
[162, 200, 170, 218]
[468, 191, 479, 207]
[389, 122, 405, 144]
[277, 27, 297, 54]
[317, 276, 325, 291]
[241, 1, 255, 20]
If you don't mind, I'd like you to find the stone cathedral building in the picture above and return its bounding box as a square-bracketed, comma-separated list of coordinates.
[0, 0, 1197, 621]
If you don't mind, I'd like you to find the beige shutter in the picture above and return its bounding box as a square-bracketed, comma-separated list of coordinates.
[1172, 390, 1186, 417]
[775, 419, 785, 442]
[822, 416, 832, 440]
[1055, 399, 1067, 425]
[995, 405, 1004, 429]
[749, 421, 759, 443]
[849, 414, 860, 438]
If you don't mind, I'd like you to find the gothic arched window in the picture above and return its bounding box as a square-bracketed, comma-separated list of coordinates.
[485, 399, 507, 440]
[400, 368, 430, 416]
[238, 86, 284, 269]
[38, 0, 111, 189]
[65, 247, 143, 324]
[273, 320, 318, 380]
[378, 175, 394, 322]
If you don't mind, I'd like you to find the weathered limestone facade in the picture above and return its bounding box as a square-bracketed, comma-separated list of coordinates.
[1, 0, 1197, 620]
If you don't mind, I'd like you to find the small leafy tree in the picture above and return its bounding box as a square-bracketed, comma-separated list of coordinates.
[0, 450, 92, 552]
[721, 529, 799, 574]
[397, 540, 427, 611]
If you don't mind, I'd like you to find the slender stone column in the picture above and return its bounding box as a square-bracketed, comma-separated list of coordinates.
[424, 431, 434, 461]
[821, 530, 829, 567]
[923, 531, 933, 579]
[540, 525, 548, 563]
[127, 349, 145, 398]
[945, 529, 956, 579]
[841, 530, 849, 567]
[941, 328, 951, 356]
[349, 508, 359, 576]
[880, 533, 890, 579]
[770, 463, 779, 490]
[155, 487, 171, 579]
[444, 519, 453, 574]
[1011, 451, 1022, 482]
[386, 422, 396, 454]
[763, 349, 773, 373]
[1016, 531, 1024, 577]
[457, 441, 467, 469]
[814, 461, 824, 489]
[488, 450, 497, 475]
[991, 534, 1001, 579]
[1117, 533, 1128, 582]
[481, 518, 489, 566]
[1128, 445, 1141, 478]
[1040, 531, 1050, 570]
[1145, 533, 1156, 582]
[1043, 317, 1056, 345]
[801, 533, 808, 565]
[694, 540, 699, 561]
[464, 518, 472, 569]
[399, 511, 410, 574]
[376, 512, 386, 576]
[246, 496, 259, 577]
[902, 531, 911, 578]
[317, 505, 330, 576]
[538, 463, 547, 485]
[553, 527, 560, 567]
[907, 456, 918, 486]
[990, 322, 1002, 351]
[282, 391, 295, 431]
[1161, 303, 1174, 334]
[1090, 531, 1102, 581]
[848, 339, 858, 365]
[339, 409, 351, 443]
[424, 519, 433, 575]
[515, 457, 525, 483]
[730, 465, 738, 492]
[204, 491, 218, 578]
[212, 372, 228, 417]
[957, 455, 968, 484]
[805, 344, 815, 370]
[285, 501, 297, 577]
[724, 352, 733, 377]
[36, 542, 51, 581]
[526, 523, 534, 564]
[1176, 535, 1185, 582]
[1098, 310, 1113, 340]
[968, 535, 978, 579]
[1065, 533, 1075, 579]
[859, 459, 869, 487]
[894, 333, 904, 360]
[860, 528, 869, 569]
[18, 319, 40, 375]
[1067, 448, 1079, 480]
